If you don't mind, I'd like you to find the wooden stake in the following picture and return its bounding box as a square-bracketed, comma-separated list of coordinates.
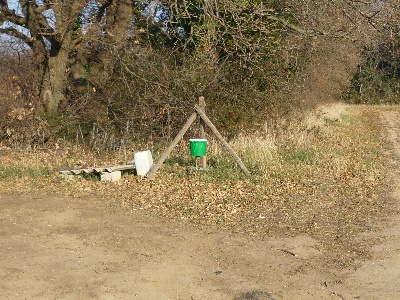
[147, 112, 197, 180]
[199, 96, 207, 170]
[194, 105, 250, 176]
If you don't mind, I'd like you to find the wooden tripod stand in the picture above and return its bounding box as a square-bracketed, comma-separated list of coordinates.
[146, 97, 250, 179]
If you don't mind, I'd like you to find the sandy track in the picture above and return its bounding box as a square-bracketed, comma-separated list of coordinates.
[339, 109, 400, 299]
[0, 193, 334, 299]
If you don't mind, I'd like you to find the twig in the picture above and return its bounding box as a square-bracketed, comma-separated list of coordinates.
[331, 292, 346, 300]
[279, 249, 297, 257]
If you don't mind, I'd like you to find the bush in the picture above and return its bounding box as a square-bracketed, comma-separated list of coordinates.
[0, 52, 49, 146]
[345, 38, 400, 104]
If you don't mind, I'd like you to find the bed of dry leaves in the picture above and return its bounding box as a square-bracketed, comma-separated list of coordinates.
[0, 105, 391, 269]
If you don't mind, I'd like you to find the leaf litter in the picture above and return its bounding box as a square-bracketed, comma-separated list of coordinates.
[0, 106, 393, 270]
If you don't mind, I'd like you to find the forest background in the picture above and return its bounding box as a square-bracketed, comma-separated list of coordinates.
[1, 0, 400, 148]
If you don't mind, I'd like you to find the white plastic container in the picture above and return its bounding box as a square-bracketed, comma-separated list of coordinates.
[100, 171, 122, 182]
[134, 150, 153, 176]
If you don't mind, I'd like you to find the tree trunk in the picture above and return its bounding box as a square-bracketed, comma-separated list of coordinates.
[37, 25, 77, 114]
[40, 52, 70, 114]
[90, 0, 134, 86]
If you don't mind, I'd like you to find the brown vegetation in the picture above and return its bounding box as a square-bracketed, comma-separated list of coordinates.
[0, 1, 399, 148]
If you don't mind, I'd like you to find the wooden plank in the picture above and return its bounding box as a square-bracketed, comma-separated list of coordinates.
[61, 163, 135, 176]
[194, 105, 251, 176]
[147, 112, 198, 180]
[107, 164, 136, 172]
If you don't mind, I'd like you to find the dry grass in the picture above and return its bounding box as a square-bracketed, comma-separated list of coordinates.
[0, 104, 391, 269]
[304, 102, 350, 128]
[208, 103, 356, 176]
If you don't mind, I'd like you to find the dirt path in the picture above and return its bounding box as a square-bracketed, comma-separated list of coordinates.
[0, 193, 336, 300]
[338, 108, 400, 299]
[1, 106, 400, 300]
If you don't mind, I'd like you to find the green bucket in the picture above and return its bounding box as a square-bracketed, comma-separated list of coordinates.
[189, 139, 207, 157]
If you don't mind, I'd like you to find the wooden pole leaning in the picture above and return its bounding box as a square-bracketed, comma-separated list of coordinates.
[194, 105, 251, 176]
[146, 112, 197, 180]
[146, 102, 251, 179]
[199, 97, 207, 170]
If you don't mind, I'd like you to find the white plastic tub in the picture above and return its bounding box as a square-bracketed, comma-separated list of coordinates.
[134, 150, 153, 176]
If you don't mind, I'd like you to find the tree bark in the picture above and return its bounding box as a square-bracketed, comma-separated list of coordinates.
[38, 30, 76, 114]
[40, 53, 69, 113]
[91, 0, 134, 84]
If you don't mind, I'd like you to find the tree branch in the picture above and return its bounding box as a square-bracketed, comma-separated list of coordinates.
[36, 0, 53, 14]
[344, 0, 381, 30]
[19, 0, 29, 22]
[0, 27, 32, 46]
[97, 0, 114, 21]
[0, 1, 27, 26]
[264, 14, 324, 36]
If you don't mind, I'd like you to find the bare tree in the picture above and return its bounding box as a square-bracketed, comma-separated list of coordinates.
[0, 0, 134, 114]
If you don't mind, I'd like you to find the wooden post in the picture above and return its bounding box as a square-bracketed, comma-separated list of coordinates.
[147, 112, 197, 180]
[199, 96, 207, 170]
[195, 105, 251, 176]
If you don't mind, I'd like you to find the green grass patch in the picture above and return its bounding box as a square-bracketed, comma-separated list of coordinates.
[0, 166, 52, 181]
[280, 148, 316, 164]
